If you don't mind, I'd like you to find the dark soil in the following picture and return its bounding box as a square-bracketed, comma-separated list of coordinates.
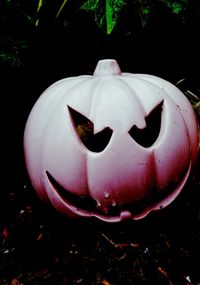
[0, 157, 199, 285]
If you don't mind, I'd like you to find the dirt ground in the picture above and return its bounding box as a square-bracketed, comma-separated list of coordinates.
[0, 158, 199, 285]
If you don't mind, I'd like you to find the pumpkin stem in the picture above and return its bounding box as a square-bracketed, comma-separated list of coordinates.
[93, 59, 122, 76]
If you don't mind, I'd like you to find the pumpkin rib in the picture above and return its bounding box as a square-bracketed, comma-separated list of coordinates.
[24, 59, 199, 222]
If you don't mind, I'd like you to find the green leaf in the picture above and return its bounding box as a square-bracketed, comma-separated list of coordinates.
[81, 0, 99, 11]
[171, 3, 182, 14]
[81, 0, 125, 34]
[106, 0, 125, 34]
[81, 0, 104, 30]
[162, 0, 187, 14]
[138, 0, 152, 27]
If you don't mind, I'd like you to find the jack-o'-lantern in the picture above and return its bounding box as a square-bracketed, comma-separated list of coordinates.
[24, 59, 199, 222]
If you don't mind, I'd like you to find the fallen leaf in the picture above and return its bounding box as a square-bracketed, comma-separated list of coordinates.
[36, 232, 44, 241]
[74, 278, 83, 283]
[102, 279, 111, 285]
[3, 228, 9, 239]
[11, 279, 20, 285]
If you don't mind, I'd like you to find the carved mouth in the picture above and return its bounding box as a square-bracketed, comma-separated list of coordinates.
[46, 171, 133, 216]
[46, 171, 98, 212]
[46, 163, 191, 220]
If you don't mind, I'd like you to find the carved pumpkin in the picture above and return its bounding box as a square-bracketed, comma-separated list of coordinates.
[24, 59, 199, 222]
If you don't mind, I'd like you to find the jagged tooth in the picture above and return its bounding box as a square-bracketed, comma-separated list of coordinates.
[120, 210, 132, 220]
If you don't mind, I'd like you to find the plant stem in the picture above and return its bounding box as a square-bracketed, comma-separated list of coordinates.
[56, 0, 69, 19]
[35, 0, 44, 26]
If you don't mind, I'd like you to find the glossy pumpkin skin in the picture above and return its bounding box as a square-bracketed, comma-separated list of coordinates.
[24, 59, 199, 222]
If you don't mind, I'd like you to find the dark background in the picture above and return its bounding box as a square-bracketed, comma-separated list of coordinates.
[0, 1, 200, 284]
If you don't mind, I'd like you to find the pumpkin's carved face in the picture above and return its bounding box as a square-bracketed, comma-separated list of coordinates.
[24, 60, 199, 222]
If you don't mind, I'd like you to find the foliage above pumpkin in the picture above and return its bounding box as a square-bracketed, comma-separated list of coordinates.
[0, 0, 196, 35]
[0, 0, 199, 118]
[81, 0, 125, 34]
[31, 0, 193, 33]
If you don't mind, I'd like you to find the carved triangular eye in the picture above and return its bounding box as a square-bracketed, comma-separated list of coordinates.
[67, 106, 113, 152]
[128, 101, 164, 147]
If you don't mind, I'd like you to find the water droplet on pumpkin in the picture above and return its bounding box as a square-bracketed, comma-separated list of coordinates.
[4, 249, 9, 254]
[112, 201, 117, 207]
[104, 192, 110, 198]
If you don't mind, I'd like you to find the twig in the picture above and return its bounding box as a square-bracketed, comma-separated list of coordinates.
[185, 90, 199, 100]
[175, 78, 186, 86]
[100, 232, 118, 247]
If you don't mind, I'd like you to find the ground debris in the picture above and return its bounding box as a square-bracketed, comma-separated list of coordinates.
[101, 279, 111, 285]
[0, 166, 199, 285]
[11, 279, 20, 285]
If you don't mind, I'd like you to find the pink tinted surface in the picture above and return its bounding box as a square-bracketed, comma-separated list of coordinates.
[24, 59, 199, 222]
